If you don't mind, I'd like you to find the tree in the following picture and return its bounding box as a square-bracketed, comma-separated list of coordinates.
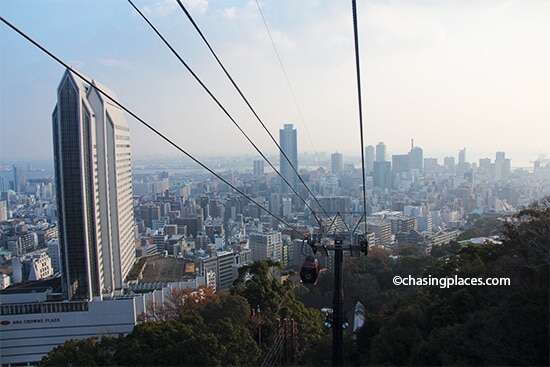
[363, 200, 549, 366]
[144, 285, 218, 321]
[231, 260, 326, 364]
[39, 336, 121, 366]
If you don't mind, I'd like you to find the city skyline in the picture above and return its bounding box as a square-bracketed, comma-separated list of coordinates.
[1, 0, 549, 168]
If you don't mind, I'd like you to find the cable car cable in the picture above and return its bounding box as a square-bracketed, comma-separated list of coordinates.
[352, 0, 369, 236]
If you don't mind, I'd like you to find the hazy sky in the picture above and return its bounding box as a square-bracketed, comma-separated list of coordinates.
[1, 0, 549, 168]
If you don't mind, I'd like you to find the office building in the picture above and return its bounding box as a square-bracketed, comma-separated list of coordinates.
[423, 158, 438, 174]
[12, 165, 26, 193]
[11, 252, 53, 283]
[375, 142, 386, 162]
[458, 148, 466, 165]
[409, 146, 423, 173]
[0, 280, 168, 366]
[331, 152, 343, 174]
[392, 154, 410, 175]
[311, 196, 353, 214]
[367, 218, 392, 247]
[279, 124, 298, 193]
[494, 152, 511, 181]
[52, 70, 135, 300]
[373, 161, 392, 190]
[249, 230, 283, 262]
[444, 156, 455, 173]
[253, 160, 265, 176]
[365, 145, 374, 174]
[0, 200, 7, 221]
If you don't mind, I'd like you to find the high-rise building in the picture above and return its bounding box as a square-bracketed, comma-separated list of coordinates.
[365, 145, 374, 174]
[253, 160, 265, 176]
[375, 142, 386, 162]
[373, 161, 392, 190]
[0, 200, 7, 221]
[458, 148, 466, 165]
[331, 152, 343, 174]
[249, 230, 283, 262]
[423, 158, 438, 174]
[494, 151, 511, 181]
[52, 70, 135, 300]
[279, 124, 298, 193]
[457, 147, 469, 173]
[392, 154, 410, 175]
[13, 165, 26, 192]
[409, 146, 423, 173]
[140, 204, 160, 229]
[444, 156, 455, 173]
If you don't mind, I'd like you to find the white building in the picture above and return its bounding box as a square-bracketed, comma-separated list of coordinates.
[11, 252, 53, 283]
[249, 231, 283, 262]
[0, 273, 11, 290]
[52, 70, 135, 301]
[0, 280, 179, 366]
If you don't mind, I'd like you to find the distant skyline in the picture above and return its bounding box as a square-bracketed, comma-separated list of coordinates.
[1, 0, 549, 169]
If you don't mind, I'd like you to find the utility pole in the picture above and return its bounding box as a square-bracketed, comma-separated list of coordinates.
[332, 238, 344, 366]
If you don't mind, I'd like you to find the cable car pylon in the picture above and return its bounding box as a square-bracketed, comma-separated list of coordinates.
[300, 212, 369, 366]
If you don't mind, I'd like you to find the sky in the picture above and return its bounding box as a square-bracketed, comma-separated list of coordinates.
[1, 0, 549, 169]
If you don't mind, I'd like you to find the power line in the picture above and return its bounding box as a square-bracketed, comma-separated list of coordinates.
[254, 0, 320, 165]
[0, 14, 309, 239]
[128, 0, 328, 229]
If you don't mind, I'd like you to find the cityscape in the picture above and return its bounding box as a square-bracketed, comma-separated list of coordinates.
[0, 69, 549, 365]
[1, 1, 549, 366]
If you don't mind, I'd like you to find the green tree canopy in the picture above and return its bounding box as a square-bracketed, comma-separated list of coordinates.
[359, 199, 549, 366]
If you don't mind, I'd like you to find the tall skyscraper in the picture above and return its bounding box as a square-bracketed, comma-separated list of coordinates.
[409, 146, 423, 173]
[457, 147, 469, 173]
[494, 151, 511, 181]
[458, 147, 466, 165]
[365, 145, 374, 174]
[331, 152, 343, 174]
[13, 165, 26, 192]
[376, 142, 386, 162]
[53, 70, 135, 301]
[279, 124, 298, 193]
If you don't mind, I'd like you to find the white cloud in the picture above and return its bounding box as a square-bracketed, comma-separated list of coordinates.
[142, 0, 178, 17]
[222, 7, 236, 19]
[183, 0, 208, 14]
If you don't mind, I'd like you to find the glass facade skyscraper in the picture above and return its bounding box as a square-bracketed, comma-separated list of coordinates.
[52, 70, 135, 301]
[279, 124, 298, 193]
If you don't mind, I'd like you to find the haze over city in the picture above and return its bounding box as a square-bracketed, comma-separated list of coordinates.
[1, 0, 549, 168]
